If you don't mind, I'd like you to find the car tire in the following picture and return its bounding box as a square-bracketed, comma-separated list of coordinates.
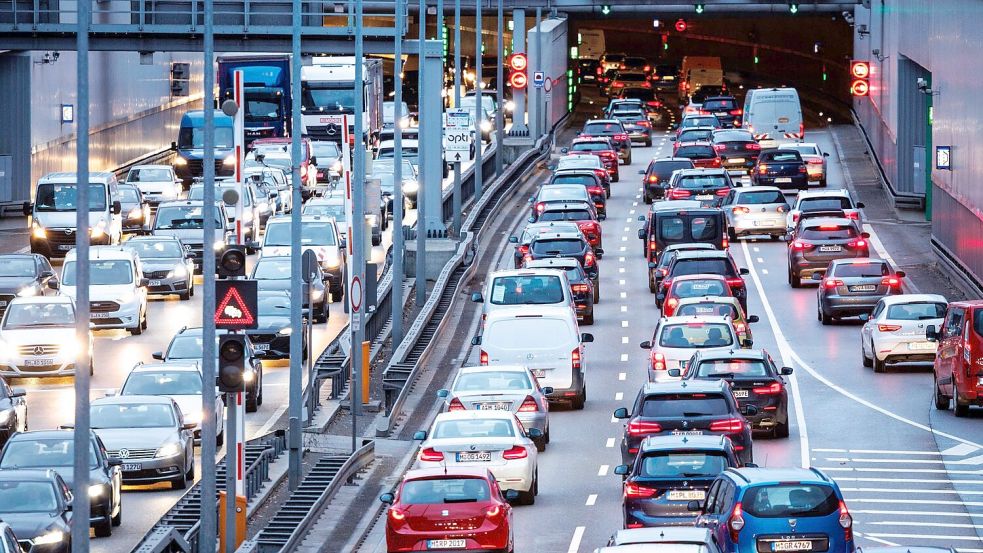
[517, 481, 536, 506]
[862, 343, 873, 368]
[533, 435, 546, 452]
[94, 516, 112, 538]
[179, 289, 191, 301]
[770, 234, 781, 241]
[112, 500, 122, 527]
[643, 192, 652, 204]
[820, 178, 828, 188]
[593, 281, 600, 304]
[130, 318, 143, 336]
[246, 393, 258, 413]
[583, 311, 594, 325]
[873, 355, 887, 373]
[645, 139, 653, 147]
[605, 187, 611, 199]
[613, 173, 620, 183]
[572, 385, 586, 410]
[626, 153, 633, 165]
[141, 311, 148, 331]
[789, 268, 801, 288]
[773, 419, 790, 439]
[934, 375, 950, 410]
[545, 426, 551, 444]
[170, 472, 187, 490]
[954, 387, 970, 417]
[648, 274, 658, 293]
[819, 304, 832, 325]
[728, 228, 738, 242]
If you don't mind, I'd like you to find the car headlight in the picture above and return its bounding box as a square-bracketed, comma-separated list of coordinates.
[16, 285, 37, 297]
[331, 161, 343, 173]
[167, 265, 189, 279]
[128, 207, 143, 220]
[31, 223, 46, 239]
[322, 255, 341, 270]
[402, 180, 419, 194]
[223, 154, 236, 166]
[399, 118, 410, 129]
[88, 484, 106, 498]
[155, 442, 183, 458]
[0, 410, 11, 425]
[173, 157, 188, 167]
[214, 239, 226, 251]
[90, 222, 106, 238]
[33, 530, 65, 545]
[505, 100, 515, 112]
[480, 120, 492, 133]
[243, 368, 256, 383]
[278, 326, 293, 336]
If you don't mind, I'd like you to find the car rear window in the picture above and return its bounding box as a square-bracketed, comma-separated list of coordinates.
[975, 309, 983, 338]
[713, 131, 753, 143]
[551, 175, 596, 186]
[886, 302, 947, 320]
[604, 54, 625, 62]
[676, 146, 716, 159]
[679, 130, 713, 142]
[432, 418, 515, 439]
[831, 262, 889, 278]
[742, 484, 839, 518]
[539, 187, 587, 201]
[672, 258, 733, 277]
[639, 451, 730, 478]
[692, 219, 722, 241]
[677, 175, 729, 189]
[676, 302, 739, 319]
[673, 279, 728, 298]
[584, 122, 622, 135]
[799, 225, 858, 240]
[454, 370, 532, 391]
[620, 89, 656, 101]
[484, 317, 572, 349]
[531, 239, 585, 255]
[683, 117, 718, 128]
[558, 158, 600, 170]
[736, 191, 786, 204]
[640, 393, 731, 416]
[692, 359, 769, 378]
[702, 99, 737, 110]
[572, 142, 610, 152]
[617, 74, 647, 82]
[652, 161, 695, 179]
[764, 152, 803, 163]
[539, 209, 592, 222]
[659, 323, 734, 348]
[490, 275, 564, 305]
[799, 197, 853, 211]
[400, 477, 491, 504]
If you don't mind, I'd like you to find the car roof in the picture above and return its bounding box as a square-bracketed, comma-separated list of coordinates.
[9, 295, 74, 306]
[801, 217, 854, 228]
[639, 434, 731, 453]
[378, 139, 419, 148]
[649, 200, 706, 212]
[651, 157, 696, 164]
[403, 466, 492, 480]
[878, 293, 948, 306]
[671, 274, 729, 283]
[483, 305, 577, 323]
[91, 394, 175, 406]
[541, 201, 591, 211]
[610, 527, 716, 546]
[691, 348, 768, 362]
[724, 466, 833, 485]
[735, 186, 784, 194]
[132, 164, 173, 170]
[127, 235, 181, 243]
[433, 410, 517, 423]
[267, 214, 339, 224]
[678, 126, 716, 133]
[661, 315, 734, 326]
[676, 141, 713, 147]
[797, 189, 850, 199]
[306, 196, 345, 205]
[673, 250, 730, 260]
[0, 469, 62, 481]
[530, 231, 585, 240]
[829, 257, 886, 267]
[525, 258, 579, 269]
[7, 429, 91, 442]
[586, 119, 620, 125]
[65, 245, 138, 261]
[675, 295, 741, 307]
[488, 268, 566, 278]
[664, 243, 716, 252]
[457, 364, 530, 375]
[641, 379, 730, 395]
[674, 168, 727, 176]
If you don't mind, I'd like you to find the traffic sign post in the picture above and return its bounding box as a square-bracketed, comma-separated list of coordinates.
[532, 71, 545, 88]
[543, 77, 552, 100]
[214, 280, 259, 330]
[443, 108, 472, 164]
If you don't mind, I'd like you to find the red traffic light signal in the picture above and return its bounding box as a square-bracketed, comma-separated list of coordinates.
[508, 53, 528, 89]
[850, 79, 870, 97]
[851, 60, 870, 79]
[509, 71, 528, 89]
[850, 60, 870, 97]
[675, 19, 688, 32]
[509, 53, 528, 72]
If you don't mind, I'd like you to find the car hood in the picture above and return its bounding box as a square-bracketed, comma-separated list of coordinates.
[32, 211, 110, 231]
[141, 260, 184, 272]
[93, 427, 177, 451]
[2, 512, 68, 540]
[0, 327, 75, 345]
[62, 283, 136, 302]
[252, 315, 291, 331]
[0, 277, 38, 294]
[39, 466, 110, 488]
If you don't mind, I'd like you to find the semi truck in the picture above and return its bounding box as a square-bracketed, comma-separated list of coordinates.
[300, 57, 383, 146]
[217, 54, 292, 143]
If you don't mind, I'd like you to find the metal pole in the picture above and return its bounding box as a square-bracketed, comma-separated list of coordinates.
[72, 0, 92, 550]
[392, 0, 406, 346]
[473, 0, 483, 198]
[495, 0, 504, 173]
[224, 393, 237, 553]
[534, 7, 542, 138]
[200, 0, 219, 547]
[287, 0, 303, 492]
[351, 0, 366, 450]
[415, 0, 427, 308]
[510, 9, 527, 134]
[451, 0, 461, 234]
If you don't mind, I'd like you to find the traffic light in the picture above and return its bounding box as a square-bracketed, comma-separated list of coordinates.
[217, 334, 247, 393]
[508, 53, 528, 90]
[216, 244, 247, 278]
[675, 19, 688, 32]
[850, 61, 870, 97]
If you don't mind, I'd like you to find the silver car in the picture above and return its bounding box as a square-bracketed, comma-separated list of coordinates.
[90, 395, 195, 490]
[719, 186, 790, 240]
[124, 235, 195, 300]
[437, 365, 551, 451]
[640, 315, 743, 382]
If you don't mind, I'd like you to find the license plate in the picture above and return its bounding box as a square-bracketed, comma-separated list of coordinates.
[148, 280, 162, 287]
[253, 343, 270, 351]
[715, 112, 729, 117]
[671, 430, 704, 436]
[755, 220, 777, 226]
[733, 389, 749, 398]
[531, 369, 547, 378]
[477, 402, 510, 411]
[729, 158, 745, 164]
[91, 312, 113, 319]
[24, 358, 53, 367]
[122, 463, 141, 472]
[775, 177, 792, 184]
[772, 541, 813, 552]
[909, 342, 937, 351]
[456, 451, 491, 462]
[428, 540, 466, 550]
[850, 284, 877, 292]
[819, 245, 842, 252]
[696, 195, 713, 200]
[58, 244, 73, 251]
[668, 490, 706, 501]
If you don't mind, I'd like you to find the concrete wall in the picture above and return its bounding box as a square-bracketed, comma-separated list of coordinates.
[854, 0, 983, 286]
[529, 16, 570, 134]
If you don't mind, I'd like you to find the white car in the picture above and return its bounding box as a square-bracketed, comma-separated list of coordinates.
[413, 410, 540, 504]
[118, 361, 226, 445]
[0, 296, 91, 377]
[471, 268, 574, 326]
[640, 315, 742, 382]
[860, 294, 948, 373]
[786, 189, 865, 231]
[122, 165, 183, 205]
[61, 246, 149, 334]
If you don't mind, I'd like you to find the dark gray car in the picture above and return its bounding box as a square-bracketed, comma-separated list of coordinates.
[124, 236, 195, 300]
[0, 254, 58, 317]
[816, 258, 905, 324]
[786, 217, 870, 287]
[0, 469, 73, 552]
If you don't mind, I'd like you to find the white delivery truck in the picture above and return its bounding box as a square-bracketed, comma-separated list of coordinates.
[578, 29, 606, 60]
[301, 57, 383, 146]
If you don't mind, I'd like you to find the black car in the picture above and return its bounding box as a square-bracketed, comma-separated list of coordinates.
[116, 183, 149, 233]
[579, 119, 631, 164]
[0, 254, 58, 317]
[677, 349, 793, 437]
[578, 59, 599, 82]
[153, 326, 265, 412]
[0, 378, 26, 447]
[549, 170, 608, 215]
[0, 430, 123, 538]
[124, 235, 196, 300]
[786, 217, 870, 287]
[752, 149, 808, 190]
[527, 231, 600, 300]
[615, 380, 755, 465]
[641, 158, 695, 203]
[639, 203, 728, 266]
[251, 256, 329, 323]
[613, 435, 741, 528]
[508, 221, 583, 269]
[245, 291, 310, 359]
[661, 250, 750, 311]
[526, 257, 595, 325]
[0, 469, 73, 552]
[710, 129, 760, 174]
[700, 96, 742, 127]
[647, 242, 717, 293]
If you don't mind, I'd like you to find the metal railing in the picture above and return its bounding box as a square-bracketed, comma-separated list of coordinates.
[112, 147, 176, 183]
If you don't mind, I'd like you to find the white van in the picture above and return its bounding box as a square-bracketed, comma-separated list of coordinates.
[471, 268, 574, 325]
[25, 172, 123, 258]
[742, 88, 804, 149]
[62, 246, 149, 334]
[578, 29, 606, 61]
[477, 306, 593, 409]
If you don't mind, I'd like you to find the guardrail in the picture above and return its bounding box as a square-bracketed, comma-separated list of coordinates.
[112, 146, 176, 183]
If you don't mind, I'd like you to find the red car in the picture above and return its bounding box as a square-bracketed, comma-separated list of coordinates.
[927, 300, 983, 416]
[382, 467, 516, 553]
[566, 137, 620, 182]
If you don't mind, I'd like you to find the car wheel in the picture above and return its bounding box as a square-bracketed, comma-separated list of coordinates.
[94, 515, 112, 538]
[645, 139, 652, 147]
[593, 281, 600, 304]
[773, 418, 790, 439]
[605, 187, 611, 199]
[819, 304, 832, 325]
[934, 375, 950, 410]
[820, 178, 828, 188]
[141, 311, 148, 331]
[111, 499, 122, 527]
[246, 392, 258, 413]
[648, 274, 658, 293]
[517, 476, 536, 505]
[179, 288, 191, 301]
[613, 173, 620, 183]
[873, 355, 886, 373]
[770, 234, 781, 241]
[788, 267, 801, 288]
[728, 227, 738, 242]
[626, 153, 633, 165]
[643, 192, 652, 204]
[954, 387, 970, 417]
[862, 342, 873, 368]
[582, 311, 594, 325]
[130, 319, 143, 336]
[170, 471, 187, 490]
[186, 459, 195, 481]
[533, 435, 546, 452]
[256, 372, 264, 406]
[572, 385, 586, 410]
[545, 426, 550, 444]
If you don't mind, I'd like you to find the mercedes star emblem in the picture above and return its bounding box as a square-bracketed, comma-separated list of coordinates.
[682, 420, 689, 428]
[33, 346, 45, 356]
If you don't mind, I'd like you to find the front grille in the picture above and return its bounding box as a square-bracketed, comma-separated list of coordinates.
[186, 159, 225, 176]
[46, 228, 78, 247]
[107, 448, 157, 460]
[90, 301, 120, 313]
[17, 344, 59, 356]
[144, 270, 171, 280]
[248, 333, 276, 344]
[304, 125, 343, 143]
[0, 294, 14, 312]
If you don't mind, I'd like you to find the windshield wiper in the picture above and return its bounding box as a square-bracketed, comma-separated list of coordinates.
[705, 372, 736, 379]
[681, 412, 710, 417]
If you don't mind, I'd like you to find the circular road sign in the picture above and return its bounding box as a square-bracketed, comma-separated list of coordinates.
[350, 275, 363, 313]
[543, 78, 553, 93]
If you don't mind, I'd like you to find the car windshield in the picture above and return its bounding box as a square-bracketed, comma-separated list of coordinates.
[454, 371, 532, 392]
[257, 295, 291, 316]
[742, 484, 839, 518]
[551, 175, 596, 186]
[676, 302, 739, 319]
[126, 240, 183, 259]
[383, 102, 410, 120]
[178, 126, 233, 148]
[799, 225, 858, 240]
[683, 117, 717, 128]
[117, 187, 140, 202]
[531, 239, 584, 256]
[303, 203, 347, 220]
[799, 197, 852, 211]
[784, 144, 819, 156]
[886, 302, 947, 320]
[765, 152, 802, 163]
[672, 259, 732, 277]
[252, 259, 291, 280]
[34, 183, 107, 212]
[246, 155, 292, 172]
[154, 205, 225, 230]
[675, 146, 715, 159]
[832, 262, 889, 278]
[301, 83, 355, 113]
[640, 393, 731, 416]
[677, 175, 727, 189]
[673, 279, 728, 298]
[0, 481, 59, 513]
[245, 97, 281, 120]
[371, 160, 416, 177]
[974, 309, 983, 338]
[693, 359, 769, 378]
[3, 302, 74, 329]
[400, 477, 491, 504]
[539, 209, 592, 222]
[377, 147, 419, 159]
[91, 402, 176, 429]
[489, 275, 564, 305]
[617, 74, 647, 82]
[127, 168, 173, 182]
[431, 418, 515, 439]
[166, 335, 209, 359]
[640, 452, 730, 478]
[264, 222, 337, 246]
[122, 371, 203, 396]
[652, 161, 695, 179]
[659, 323, 734, 348]
[0, 258, 35, 277]
[62, 260, 133, 286]
[0, 439, 98, 469]
[311, 142, 341, 158]
[737, 191, 786, 205]
[612, 110, 644, 119]
[620, 89, 656, 101]
[584, 122, 622, 135]
[189, 186, 252, 207]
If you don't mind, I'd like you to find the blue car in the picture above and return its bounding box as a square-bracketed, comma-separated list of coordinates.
[693, 467, 855, 553]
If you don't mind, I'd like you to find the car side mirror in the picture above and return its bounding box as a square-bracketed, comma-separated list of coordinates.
[59, 424, 74, 430]
[505, 489, 520, 502]
[780, 366, 794, 376]
[542, 386, 554, 395]
[858, 313, 870, 322]
[48, 280, 59, 290]
[527, 216, 536, 224]
[613, 407, 630, 419]
[782, 234, 791, 242]
[152, 351, 164, 360]
[747, 315, 760, 323]
[595, 248, 604, 256]
[546, 164, 557, 171]
[22, 202, 32, 216]
[413, 430, 427, 441]
[637, 169, 645, 175]
[107, 458, 123, 467]
[637, 215, 645, 222]
[823, 152, 830, 157]
[637, 229, 645, 239]
[560, 147, 569, 154]
[744, 462, 759, 468]
[470, 336, 481, 346]
[895, 270, 906, 278]
[640, 340, 652, 349]
[40, 270, 54, 279]
[743, 405, 759, 416]
[739, 268, 750, 275]
[656, 293, 665, 302]
[861, 231, 870, 239]
[741, 339, 753, 348]
[925, 324, 938, 342]
[613, 464, 629, 475]
[581, 333, 594, 343]
[112, 200, 122, 215]
[140, 278, 150, 287]
[436, 389, 449, 399]
[508, 236, 518, 243]
[668, 368, 682, 378]
[856, 202, 866, 209]
[687, 500, 703, 512]
[10, 387, 25, 398]
[471, 292, 483, 303]
[379, 493, 395, 505]
[339, 237, 347, 248]
[527, 427, 543, 439]
[669, 136, 677, 141]
[182, 422, 197, 430]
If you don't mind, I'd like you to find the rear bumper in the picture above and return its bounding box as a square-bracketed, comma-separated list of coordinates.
[820, 294, 882, 316]
[871, 335, 938, 362]
[754, 174, 808, 189]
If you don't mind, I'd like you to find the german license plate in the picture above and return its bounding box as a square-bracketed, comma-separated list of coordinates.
[733, 389, 750, 398]
[58, 244, 73, 251]
[819, 245, 842, 252]
[122, 463, 141, 472]
[671, 430, 704, 436]
[531, 369, 547, 378]
[772, 541, 813, 551]
[775, 177, 792, 184]
[715, 112, 729, 117]
[909, 342, 937, 351]
[148, 280, 162, 287]
[428, 540, 466, 550]
[456, 451, 491, 462]
[850, 284, 877, 292]
[253, 343, 270, 351]
[91, 312, 113, 319]
[729, 158, 745, 164]
[25, 358, 53, 367]
[696, 195, 713, 200]
[477, 402, 510, 411]
[668, 489, 706, 501]
[755, 220, 776, 226]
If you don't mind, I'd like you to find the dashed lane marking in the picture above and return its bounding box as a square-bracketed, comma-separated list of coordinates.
[621, 336, 629, 344]
[615, 392, 623, 400]
[621, 320, 629, 327]
[620, 354, 628, 362]
[568, 526, 586, 553]
[586, 494, 598, 506]
[619, 372, 626, 380]
[598, 465, 609, 476]
[621, 305, 628, 312]
[605, 438, 616, 448]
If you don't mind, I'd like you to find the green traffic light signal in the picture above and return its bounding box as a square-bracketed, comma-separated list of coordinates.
[601, 4, 611, 15]
[695, 3, 704, 14]
[789, 2, 798, 13]
[754, 55, 759, 64]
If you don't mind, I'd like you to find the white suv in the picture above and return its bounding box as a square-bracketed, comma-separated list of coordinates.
[62, 246, 148, 334]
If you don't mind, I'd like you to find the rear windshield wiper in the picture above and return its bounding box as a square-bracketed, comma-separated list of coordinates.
[681, 412, 711, 417]
[443, 498, 478, 503]
[705, 372, 736, 379]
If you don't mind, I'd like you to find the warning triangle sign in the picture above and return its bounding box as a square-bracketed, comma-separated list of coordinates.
[214, 280, 259, 330]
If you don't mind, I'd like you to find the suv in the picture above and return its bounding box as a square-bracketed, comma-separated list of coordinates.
[699, 96, 742, 127]
[550, 169, 608, 212]
[527, 231, 600, 300]
[579, 119, 632, 164]
[62, 246, 149, 334]
[786, 218, 870, 287]
[638, 202, 725, 264]
[673, 142, 722, 169]
[816, 258, 905, 324]
[786, 189, 865, 231]
[0, 296, 92, 377]
[665, 168, 734, 201]
[694, 468, 856, 553]
[533, 202, 602, 251]
[710, 129, 760, 174]
[641, 158, 695, 203]
[125, 235, 195, 300]
[508, 222, 581, 269]
[926, 300, 983, 416]
[122, 165, 183, 206]
[151, 200, 233, 274]
[662, 250, 750, 311]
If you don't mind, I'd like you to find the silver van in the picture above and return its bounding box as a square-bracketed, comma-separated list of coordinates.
[741, 88, 803, 149]
[24, 172, 123, 258]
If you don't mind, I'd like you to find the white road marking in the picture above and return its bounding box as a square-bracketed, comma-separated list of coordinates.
[635, 194, 641, 199]
[619, 267, 625, 273]
[813, 448, 945, 456]
[621, 336, 629, 344]
[818, 466, 983, 475]
[753, 246, 760, 252]
[567, 526, 586, 553]
[862, 533, 983, 542]
[14, 246, 29, 254]
[866, 521, 983, 530]
[632, 202, 638, 207]
[621, 320, 629, 327]
[598, 465, 609, 476]
[619, 246, 626, 252]
[619, 279, 626, 285]
[615, 392, 623, 400]
[761, 269, 769, 275]
[848, 498, 983, 507]
[621, 305, 628, 312]
[835, 476, 983, 485]
[620, 353, 628, 362]
[619, 372, 626, 380]
[621, 236, 627, 241]
[825, 457, 946, 465]
[853, 509, 983, 518]
[842, 487, 980, 496]
[625, 218, 632, 223]
[942, 443, 980, 456]
[757, 257, 764, 263]
[585, 494, 598, 506]
[629, 209, 635, 215]
[620, 292, 627, 298]
[605, 438, 616, 447]
[618, 256, 626, 262]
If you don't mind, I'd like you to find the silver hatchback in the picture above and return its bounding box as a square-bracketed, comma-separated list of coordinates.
[719, 186, 790, 240]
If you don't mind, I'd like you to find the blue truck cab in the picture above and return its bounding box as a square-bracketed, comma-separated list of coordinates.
[172, 110, 235, 187]
[217, 55, 292, 143]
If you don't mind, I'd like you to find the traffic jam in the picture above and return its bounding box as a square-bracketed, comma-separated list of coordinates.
[377, 49, 982, 553]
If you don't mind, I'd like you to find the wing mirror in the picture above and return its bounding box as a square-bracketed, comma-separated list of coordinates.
[747, 315, 760, 323]
[508, 236, 518, 243]
[379, 493, 395, 505]
[856, 202, 866, 209]
[104, 389, 118, 397]
[656, 293, 666, 302]
[542, 386, 554, 395]
[10, 387, 25, 398]
[470, 336, 481, 346]
[780, 366, 794, 376]
[648, 262, 657, 269]
[895, 270, 906, 278]
[639, 340, 652, 349]
[637, 229, 645, 239]
[581, 333, 594, 343]
[48, 280, 59, 290]
[823, 152, 830, 157]
[22, 202, 33, 216]
[527, 216, 536, 224]
[741, 339, 753, 348]
[152, 351, 164, 360]
[781, 234, 791, 242]
[739, 268, 750, 275]
[613, 464, 629, 475]
[182, 422, 197, 430]
[112, 200, 122, 215]
[471, 292, 483, 303]
[527, 427, 543, 439]
[107, 458, 123, 467]
[613, 407, 630, 419]
[667, 368, 682, 378]
[560, 147, 569, 154]
[637, 169, 646, 175]
[40, 270, 54, 279]
[413, 430, 427, 441]
[858, 313, 870, 322]
[140, 278, 150, 287]
[436, 389, 449, 399]
[925, 324, 938, 342]
[637, 215, 645, 222]
[861, 231, 871, 239]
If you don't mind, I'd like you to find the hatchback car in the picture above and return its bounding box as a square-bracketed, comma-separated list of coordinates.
[647, 243, 717, 293]
[246, 290, 310, 359]
[610, 108, 653, 146]
[260, 215, 346, 301]
[0, 469, 73, 552]
[860, 294, 947, 373]
[605, 527, 721, 550]
[0, 253, 58, 317]
[662, 251, 750, 311]
[710, 129, 761, 175]
[615, 380, 755, 465]
[550, 168, 609, 207]
[680, 349, 793, 437]
[786, 218, 870, 287]
[614, 435, 741, 528]
[673, 142, 722, 169]
[533, 202, 603, 251]
[116, 183, 150, 233]
[665, 169, 734, 201]
[381, 467, 515, 553]
[123, 164, 182, 205]
[530, 185, 594, 220]
[525, 257, 595, 324]
[674, 296, 758, 346]
[693, 467, 855, 553]
[782, 142, 830, 187]
[752, 149, 808, 190]
[526, 231, 600, 297]
[676, 127, 716, 145]
[641, 316, 747, 381]
[816, 258, 905, 324]
[580, 119, 632, 164]
[556, 155, 612, 195]
[719, 186, 790, 240]
[251, 256, 329, 323]
[926, 300, 983, 416]
[786, 189, 865, 231]
[676, 115, 722, 135]
[660, 275, 734, 316]
[700, 96, 743, 127]
[641, 158, 695, 203]
[508, 222, 582, 269]
[124, 235, 195, 300]
[566, 137, 620, 182]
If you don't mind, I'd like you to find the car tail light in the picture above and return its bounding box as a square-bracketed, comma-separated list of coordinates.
[734, 322, 747, 334]
[588, 186, 605, 196]
[627, 419, 663, 436]
[758, 164, 768, 174]
[502, 445, 528, 460]
[800, 122, 805, 137]
[644, 65, 652, 72]
[730, 108, 743, 116]
[839, 501, 853, 541]
[572, 347, 582, 370]
[624, 482, 658, 498]
[668, 188, 692, 199]
[638, 120, 651, 128]
[728, 502, 745, 542]
[615, 133, 629, 141]
[798, 165, 807, 174]
[647, 101, 661, 107]
[878, 324, 902, 332]
[584, 251, 596, 267]
[713, 144, 727, 152]
[594, 169, 607, 178]
[572, 283, 589, 294]
[300, 165, 308, 178]
[824, 278, 845, 288]
[753, 382, 783, 395]
[726, 278, 744, 288]
[845, 212, 860, 220]
[518, 395, 539, 412]
[716, 188, 730, 197]
[665, 297, 678, 315]
[535, 202, 546, 213]
[601, 151, 617, 159]
[479, 350, 488, 365]
[389, 507, 407, 522]
[420, 447, 444, 462]
[710, 158, 722, 168]
[649, 241, 658, 253]
[651, 352, 666, 371]
[710, 418, 745, 433]
[648, 175, 659, 183]
[791, 214, 800, 223]
[448, 397, 466, 411]
[848, 239, 867, 249]
[745, 143, 761, 151]
[596, 67, 603, 75]
[518, 244, 529, 255]
[733, 206, 751, 214]
[485, 504, 503, 519]
[881, 276, 901, 287]
[699, 109, 710, 116]
[722, 238, 729, 249]
[808, 158, 824, 165]
[791, 240, 812, 250]
[619, 64, 626, 69]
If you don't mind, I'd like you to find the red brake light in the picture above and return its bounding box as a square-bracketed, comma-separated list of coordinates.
[627, 419, 663, 436]
[584, 251, 596, 267]
[713, 144, 727, 152]
[479, 350, 488, 365]
[758, 164, 768, 174]
[848, 239, 867, 248]
[725, 277, 744, 288]
[668, 188, 692, 200]
[448, 397, 466, 411]
[502, 445, 528, 460]
[594, 168, 607, 178]
[791, 240, 811, 250]
[649, 241, 658, 252]
[651, 352, 666, 371]
[300, 165, 308, 177]
[614, 133, 628, 141]
[824, 278, 844, 288]
[571, 347, 582, 370]
[596, 67, 603, 75]
[798, 166, 807, 174]
[389, 507, 407, 522]
[845, 212, 860, 220]
[734, 322, 746, 334]
[807, 158, 824, 165]
[643, 65, 652, 72]
[733, 207, 750, 214]
[420, 447, 444, 461]
[665, 297, 678, 315]
[722, 238, 729, 249]
[535, 202, 546, 213]
[878, 324, 902, 332]
[839, 501, 853, 541]
[745, 143, 761, 151]
[572, 283, 589, 293]
[728, 502, 745, 542]
[485, 504, 502, 518]
[752, 382, 783, 395]
[729, 108, 743, 116]
[710, 418, 745, 433]
[518, 395, 539, 412]
[716, 188, 730, 197]
[518, 244, 529, 255]
[881, 276, 901, 287]
[648, 175, 659, 183]
[624, 482, 658, 498]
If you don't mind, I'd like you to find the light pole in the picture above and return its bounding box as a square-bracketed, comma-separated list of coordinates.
[288, 0, 304, 490]
[452, 0, 462, 234]
[495, 0, 504, 174]
[473, 0, 483, 198]
[415, 0, 427, 308]
[392, 0, 406, 346]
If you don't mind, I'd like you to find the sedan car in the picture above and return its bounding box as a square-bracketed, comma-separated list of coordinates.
[664, 168, 733, 202]
[817, 258, 905, 324]
[787, 218, 871, 287]
[0, 378, 26, 447]
[89, 395, 195, 489]
[0, 469, 73, 552]
[122, 164, 182, 205]
[124, 235, 195, 300]
[116, 183, 150, 233]
[530, 185, 594, 219]
[550, 168, 609, 207]
[412, 411, 539, 504]
[718, 186, 790, 240]
[673, 142, 722, 170]
[0, 254, 58, 317]
[251, 256, 329, 323]
[674, 296, 758, 346]
[534, 202, 603, 251]
[556, 155, 612, 196]
[437, 365, 551, 450]
[786, 189, 865, 231]
[752, 149, 808, 190]
[640, 316, 746, 381]
[0, 430, 122, 537]
[381, 467, 515, 553]
[647, 242, 716, 293]
[783, 142, 831, 187]
[245, 291, 309, 360]
[566, 137, 620, 182]
[610, 109, 652, 146]
[675, 115, 722, 135]
[605, 527, 722, 550]
[699, 96, 742, 127]
[526, 257, 595, 325]
[662, 250, 750, 312]
[710, 129, 760, 174]
[0, 296, 90, 378]
[861, 294, 947, 373]
[675, 127, 715, 145]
